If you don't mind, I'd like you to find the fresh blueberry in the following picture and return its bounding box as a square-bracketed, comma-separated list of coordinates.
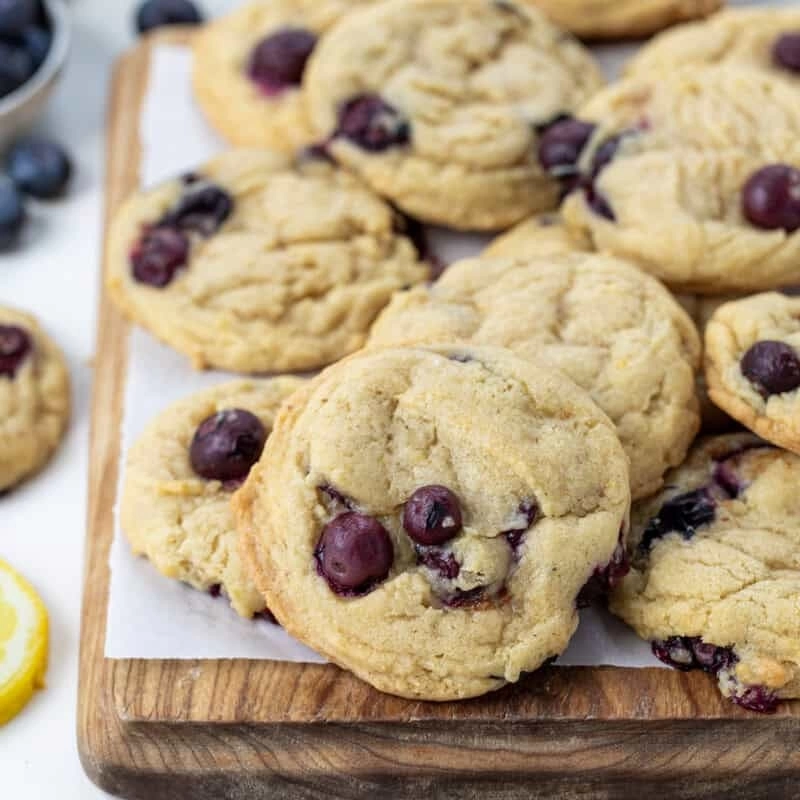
[247, 28, 317, 94]
[17, 24, 50, 69]
[7, 139, 72, 199]
[0, 0, 36, 37]
[130, 226, 189, 287]
[0, 39, 34, 98]
[639, 488, 716, 552]
[315, 512, 394, 595]
[403, 485, 463, 546]
[0, 176, 25, 250]
[0, 324, 31, 377]
[741, 340, 800, 397]
[537, 117, 595, 176]
[189, 409, 267, 483]
[334, 94, 410, 152]
[135, 0, 203, 34]
[162, 181, 232, 236]
[773, 32, 800, 73]
[742, 164, 800, 233]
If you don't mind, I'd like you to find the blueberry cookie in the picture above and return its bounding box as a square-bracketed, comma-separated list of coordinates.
[303, 0, 604, 231]
[107, 150, 428, 373]
[0, 306, 69, 492]
[522, 0, 721, 40]
[704, 291, 800, 453]
[192, 1, 377, 152]
[234, 345, 630, 700]
[627, 8, 800, 83]
[122, 378, 303, 618]
[484, 213, 590, 259]
[368, 253, 700, 500]
[612, 433, 800, 713]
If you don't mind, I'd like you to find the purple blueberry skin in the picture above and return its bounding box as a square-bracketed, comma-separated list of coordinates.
[740, 340, 800, 398]
[247, 27, 317, 93]
[638, 488, 716, 553]
[7, 138, 72, 200]
[0, 324, 32, 378]
[415, 546, 460, 580]
[741, 164, 800, 233]
[537, 117, 595, 176]
[0, 175, 26, 250]
[403, 485, 463, 546]
[576, 537, 630, 608]
[162, 181, 233, 237]
[135, 0, 203, 35]
[773, 32, 800, 73]
[334, 94, 410, 152]
[189, 409, 267, 483]
[315, 512, 394, 595]
[130, 226, 190, 287]
[503, 500, 539, 557]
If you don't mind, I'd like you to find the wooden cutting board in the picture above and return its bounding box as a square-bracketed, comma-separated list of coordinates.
[77, 30, 800, 800]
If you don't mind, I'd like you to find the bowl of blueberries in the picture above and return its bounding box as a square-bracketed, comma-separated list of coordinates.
[0, 0, 70, 150]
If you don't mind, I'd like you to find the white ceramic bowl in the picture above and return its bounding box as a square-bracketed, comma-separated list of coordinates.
[0, 0, 71, 150]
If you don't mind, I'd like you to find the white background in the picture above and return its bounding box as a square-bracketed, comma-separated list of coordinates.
[0, 1, 794, 798]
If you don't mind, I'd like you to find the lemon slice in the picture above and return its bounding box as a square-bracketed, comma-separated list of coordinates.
[0, 559, 48, 725]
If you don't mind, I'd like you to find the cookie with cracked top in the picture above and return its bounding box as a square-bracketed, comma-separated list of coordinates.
[234, 344, 630, 700]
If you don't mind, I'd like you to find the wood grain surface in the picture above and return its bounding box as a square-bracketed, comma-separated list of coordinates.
[77, 31, 800, 800]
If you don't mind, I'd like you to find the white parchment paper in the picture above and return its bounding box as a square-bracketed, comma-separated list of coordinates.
[105, 43, 661, 666]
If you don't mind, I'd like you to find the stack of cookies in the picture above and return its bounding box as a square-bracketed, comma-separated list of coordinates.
[112, 1, 800, 712]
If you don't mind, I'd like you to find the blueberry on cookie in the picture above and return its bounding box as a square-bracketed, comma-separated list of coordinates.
[122, 378, 304, 618]
[234, 345, 630, 700]
[303, 0, 603, 230]
[705, 292, 800, 454]
[107, 150, 429, 372]
[612, 434, 800, 713]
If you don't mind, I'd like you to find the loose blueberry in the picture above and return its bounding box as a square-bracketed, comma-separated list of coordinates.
[742, 164, 800, 233]
[7, 138, 72, 199]
[334, 94, 410, 152]
[315, 512, 393, 594]
[0, 176, 25, 249]
[163, 181, 233, 236]
[0, 39, 34, 98]
[403, 485, 463, 546]
[537, 117, 595, 176]
[416, 546, 460, 580]
[0, 324, 31, 377]
[773, 32, 800, 73]
[17, 24, 50, 69]
[189, 409, 267, 483]
[639, 488, 716, 552]
[135, 0, 203, 35]
[247, 28, 317, 94]
[741, 340, 800, 397]
[0, 0, 36, 37]
[130, 226, 189, 287]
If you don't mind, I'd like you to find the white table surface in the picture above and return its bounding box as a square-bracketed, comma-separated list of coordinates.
[0, 0, 795, 797]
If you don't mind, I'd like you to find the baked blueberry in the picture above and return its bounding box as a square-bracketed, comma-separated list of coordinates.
[162, 181, 232, 236]
[537, 117, 595, 176]
[415, 546, 460, 580]
[334, 94, 410, 152]
[0, 324, 31, 377]
[577, 536, 630, 607]
[7, 138, 72, 199]
[130, 226, 189, 287]
[315, 512, 393, 594]
[247, 27, 317, 94]
[189, 408, 267, 483]
[135, 0, 203, 35]
[403, 485, 463, 546]
[773, 32, 800, 73]
[0, 0, 36, 37]
[504, 500, 539, 556]
[0, 176, 25, 250]
[0, 39, 34, 98]
[740, 340, 800, 397]
[742, 164, 800, 233]
[639, 488, 716, 552]
[652, 636, 735, 673]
